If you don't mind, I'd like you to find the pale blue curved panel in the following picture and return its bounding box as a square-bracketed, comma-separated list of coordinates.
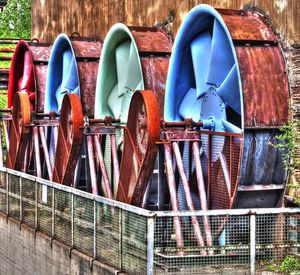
[45, 34, 80, 113]
[164, 4, 243, 129]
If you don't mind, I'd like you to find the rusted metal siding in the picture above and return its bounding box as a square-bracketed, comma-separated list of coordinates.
[236, 46, 289, 127]
[71, 40, 102, 116]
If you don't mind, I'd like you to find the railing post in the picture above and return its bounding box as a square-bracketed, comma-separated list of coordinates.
[52, 187, 55, 238]
[147, 213, 155, 275]
[19, 176, 22, 222]
[6, 172, 8, 216]
[119, 208, 123, 270]
[35, 179, 38, 229]
[93, 199, 97, 259]
[71, 193, 74, 247]
[250, 212, 256, 275]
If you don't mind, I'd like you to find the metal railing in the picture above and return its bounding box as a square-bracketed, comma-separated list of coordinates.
[0, 167, 299, 274]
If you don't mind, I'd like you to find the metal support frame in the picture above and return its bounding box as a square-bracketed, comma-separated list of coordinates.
[3, 120, 9, 152]
[35, 179, 38, 229]
[119, 208, 123, 270]
[93, 199, 97, 259]
[86, 135, 98, 195]
[71, 193, 74, 247]
[19, 176, 22, 222]
[33, 126, 42, 178]
[6, 172, 8, 216]
[52, 187, 55, 238]
[146, 213, 155, 275]
[0, 124, 3, 168]
[250, 213, 256, 275]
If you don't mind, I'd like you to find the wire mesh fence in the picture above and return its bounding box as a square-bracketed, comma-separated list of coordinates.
[0, 167, 299, 275]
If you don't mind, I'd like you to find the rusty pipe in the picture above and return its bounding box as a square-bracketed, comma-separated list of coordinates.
[192, 141, 213, 255]
[94, 135, 113, 199]
[34, 112, 60, 118]
[3, 120, 9, 152]
[164, 143, 184, 255]
[0, 126, 3, 168]
[110, 134, 120, 198]
[39, 126, 53, 181]
[84, 116, 120, 126]
[23, 139, 31, 173]
[0, 109, 12, 113]
[219, 152, 231, 198]
[172, 141, 207, 255]
[86, 135, 98, 195]
[33, 126, 42, 178]
[161, 119, 203, 129]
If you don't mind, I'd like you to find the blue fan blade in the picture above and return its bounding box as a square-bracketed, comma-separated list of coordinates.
[190, 31, 212, 98]
[178, 87, 203, 121]
[222, 119, 241, 133]
[125, 41, 143, 92]
[60, 49, 72, 90]
[64, 57, 79, 91]
[56, 49, 73, 111]
[115, 40, 131, 96]
[217, 65, 241, 115]
[108, 83, 123, 118]
[206, 19, 234, 87]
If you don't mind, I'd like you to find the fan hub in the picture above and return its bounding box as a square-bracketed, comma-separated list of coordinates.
[200, 87, 226, 132]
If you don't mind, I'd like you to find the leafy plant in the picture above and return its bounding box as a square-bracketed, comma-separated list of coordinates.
[272, 119, 300, 205]
[0, 0, 31, 39]
[267, 256, 300, 274]
[275, 119, 300, 174]
[279, 256, 300, 274]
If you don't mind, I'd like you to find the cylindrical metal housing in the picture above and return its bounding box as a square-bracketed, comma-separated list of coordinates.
[164, 4, 289, 209]
[45, 34, 102, 116]
[8, 40, 51, 112]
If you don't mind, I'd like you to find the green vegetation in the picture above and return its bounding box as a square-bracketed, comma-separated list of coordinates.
[0, 0, 31, 39]
[267, 256, 300, 274]
[273, 119, 300, 206]
[276, 119, 300, 173]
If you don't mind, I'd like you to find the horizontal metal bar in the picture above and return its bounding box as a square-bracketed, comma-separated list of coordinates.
[245, 126, 281, 130]
[238, 184, 285, 191]
[139, 51, 172, 57]
[0, 48, 14, 53]
[233, 39, 278, 46]
[154, 207, 300, 217]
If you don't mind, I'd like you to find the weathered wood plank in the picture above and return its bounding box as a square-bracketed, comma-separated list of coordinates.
[31, 0, 300, 43]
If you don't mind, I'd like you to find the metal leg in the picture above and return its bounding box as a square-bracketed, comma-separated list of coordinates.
[219, 152, 231, 198]
[172, 141, 206, 255]
[193, 141, 213, 255]
[3, 120, 9, 152]
[33, 126, 42, 178]
[94, 135, 112, 199]
[86, 135, 98, 195]
[110, 134, 120, 198]
[0, 124, 3, 168]
[39, 126, 53, 181]
[164, 144, 184, 255]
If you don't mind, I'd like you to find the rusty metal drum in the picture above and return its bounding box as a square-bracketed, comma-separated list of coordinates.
[8, 40, 51, 111]
[164, 4, 289, 210]
[95, 23, 172, 121]
[45, 33, 102, 116]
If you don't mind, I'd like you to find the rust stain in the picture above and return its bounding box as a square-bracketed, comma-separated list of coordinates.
[70, 39, 102, 116]
[236, 46, 289, 127]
